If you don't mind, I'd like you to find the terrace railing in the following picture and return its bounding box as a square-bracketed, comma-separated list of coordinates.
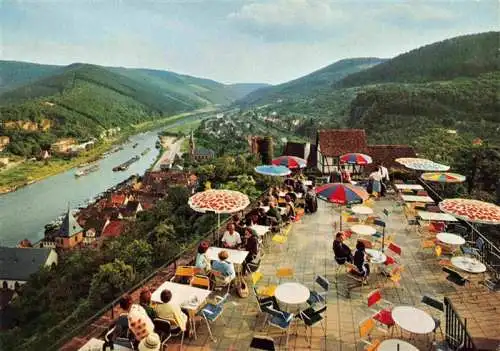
[444, 297, 477, 350]
[418, 178, 500, 281]
[47, 190, 269, 351]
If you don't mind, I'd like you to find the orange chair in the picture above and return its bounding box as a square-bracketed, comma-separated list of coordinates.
[276, 267, 294, 282]
[190, 274, 210, 290]
[358, 318, 384, 350]
[170, 266, 195, 284]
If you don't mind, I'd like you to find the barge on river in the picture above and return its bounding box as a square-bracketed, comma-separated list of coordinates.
[112, 155, 140, 171]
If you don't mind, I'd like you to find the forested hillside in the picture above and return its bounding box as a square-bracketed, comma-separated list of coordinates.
[0, 61, 61, 94]
[0, 61, 265, 157]
[239, 57, 385, 106]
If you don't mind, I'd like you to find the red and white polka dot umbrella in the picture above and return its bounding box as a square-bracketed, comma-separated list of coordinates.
[188, 189, 250, 214]
[439, 198, 500, 225]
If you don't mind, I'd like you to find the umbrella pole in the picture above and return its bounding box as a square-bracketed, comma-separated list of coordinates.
[381, 227, 385, 252]
[217, 213, 221, 242]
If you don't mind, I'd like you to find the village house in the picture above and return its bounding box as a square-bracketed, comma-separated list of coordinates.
[53, 208, 84, 249]
[121, 200, 143, 219]
[0, 136, 10, 151]
[101, 220, 125, 239]
[51, 138, 77, 153]
[0, 247, 58, 289]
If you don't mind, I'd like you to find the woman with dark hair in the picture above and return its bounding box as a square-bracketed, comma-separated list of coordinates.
[155, 289, 188, 331]
[333, 232, 352, 264]
[353, 240, 370, 277]
[139, 288, 157, 320]
[242, 227, 260, 273]
[305, 185, 317, 213]
[284, 195, 296, 221]
[195, 241, 211, 274]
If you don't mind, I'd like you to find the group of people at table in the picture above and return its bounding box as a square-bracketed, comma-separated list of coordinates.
[101, 177, 317, 350]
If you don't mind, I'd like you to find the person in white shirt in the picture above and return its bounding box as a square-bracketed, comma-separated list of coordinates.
[379, 163, 390, 197]
[221, 223, 242, 248]
[369, 167, 382, 198]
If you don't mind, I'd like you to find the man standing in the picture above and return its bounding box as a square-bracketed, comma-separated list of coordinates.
[379, 163, 390, 197]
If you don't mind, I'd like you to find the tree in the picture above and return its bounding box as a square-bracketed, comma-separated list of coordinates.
[88, 259, 135, 307]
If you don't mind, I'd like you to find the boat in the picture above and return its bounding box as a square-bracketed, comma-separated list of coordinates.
[141, 147, 151, 156]
[132, 143, 139, 148]
[112, 155, 140, 171]
[75, 164, 100, 177]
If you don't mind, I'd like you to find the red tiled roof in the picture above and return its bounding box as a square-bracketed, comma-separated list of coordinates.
[317, 129, 368, 157]
[367, 144, 417, 171]
[101, 220, 124, 238]
[109, 194, 126, 206]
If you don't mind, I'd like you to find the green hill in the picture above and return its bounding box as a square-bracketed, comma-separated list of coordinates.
[238, 57, 386, 106]
[0, 61, 266, 156]
[337, 32, 499, 88]
[0, 60, 61, 94]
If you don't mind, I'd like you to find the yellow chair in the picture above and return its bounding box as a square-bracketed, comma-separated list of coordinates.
[276, 267, 294, 282]
[358, 318, 383, 350]
[435, 245, 442, 257]
[251, 272, 277, 297]
[272, 234, 287, 244]
[170, 266, 195, 284]
[190, 274, 210, 290]
[421, 239, 436, 250]
[364, 199, 375, 208]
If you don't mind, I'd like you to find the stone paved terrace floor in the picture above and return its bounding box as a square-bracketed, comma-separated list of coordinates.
[85, 195, 499, 351]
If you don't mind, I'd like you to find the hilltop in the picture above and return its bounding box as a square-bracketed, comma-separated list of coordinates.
[239, 57, 385, 106]
[237, 31, 500, 146]
[0, 61, 267, 157]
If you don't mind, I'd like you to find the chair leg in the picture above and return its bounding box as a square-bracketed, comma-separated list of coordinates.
[180, 330, 184, 351]
[203, 315, 217, 342]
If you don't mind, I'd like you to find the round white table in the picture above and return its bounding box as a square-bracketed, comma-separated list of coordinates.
[351, 205, 374, 215]
[436, 233, 465, 246]
[275, 282, 310, 305]
[391, 306, 435, 334]
[351, 224, 376, 236]
[451, 256, 487, 273]
[365, 248, 387, 264]
[378, 339, 419, 351]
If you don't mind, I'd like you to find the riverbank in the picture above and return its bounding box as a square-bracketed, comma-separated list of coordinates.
[0, 107, 214, 194]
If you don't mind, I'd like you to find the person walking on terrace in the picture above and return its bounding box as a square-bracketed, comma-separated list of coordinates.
[369, 167, 382, 198]
[379, 163, 390, 197]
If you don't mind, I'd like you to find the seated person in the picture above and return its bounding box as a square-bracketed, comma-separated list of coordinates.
[211, 250, 236, 281]
[155, 289, 188, 332]
[104, 294, 137, 348]
[221, 223, 242, 248]
[284, 195, 296, 219]
[242, 227, 260, 273]
[195, 241, 211, 274]
[353, 241, 370, 277]
[138, 333, 161, 351]
[232, 214, 245, 234]
[333, 232, 352, 264]
[256, 207, 270, 226]
[266, 202, 282, 224]
[139, 288, 157, 320]
[286, 186, 298, 203]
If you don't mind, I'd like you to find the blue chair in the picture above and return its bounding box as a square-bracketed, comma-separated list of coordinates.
[298, 305, 327, 346]
[461, 237, 484, 258]
[372, 219, 385, 239]
[307, 275, 330, 310]
[262, 304, 294, 348]
[199, 293, 229, 342]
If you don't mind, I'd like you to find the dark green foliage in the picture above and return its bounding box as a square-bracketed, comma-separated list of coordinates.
[0, 60, 61, 94]
[338, 32, 499, 88]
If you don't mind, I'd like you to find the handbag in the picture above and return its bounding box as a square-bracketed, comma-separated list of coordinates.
[236, 278, 249, 298]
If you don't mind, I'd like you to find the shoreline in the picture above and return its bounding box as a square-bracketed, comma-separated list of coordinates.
[0, 107, 214, 195]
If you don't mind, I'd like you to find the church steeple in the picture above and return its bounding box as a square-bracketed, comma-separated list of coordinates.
[189, 131, 195, 158]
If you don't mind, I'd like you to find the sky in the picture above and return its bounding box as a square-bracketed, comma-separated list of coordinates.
[1, 0, 498, 84]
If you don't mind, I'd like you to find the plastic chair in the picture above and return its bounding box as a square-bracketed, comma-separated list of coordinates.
[298, 305, 327, 346]
[421, 295, 445, 342]
[442, 267, 469, 286]
[372, 219, 386, 239]
[367, 289, 395, 332]
[103, 326, 134, 350]
[307, 275, 330, 309]
[199, 293, 229, 341]
[276, 267, 294, 282]
[261, 304, 294, 348]
[358, 317, 384, 350]
[190, 274, 210, 290]
[250, 335, 276, 350]
[170, 266, 195, 284]
[153, 317, 184, 350]
[251, 271, 277, 297]
[211, 270, 232, 294]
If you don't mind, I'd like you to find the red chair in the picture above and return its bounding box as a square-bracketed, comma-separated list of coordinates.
[384, 243, 401, 266]
[367, 290, 395, 332]
[416, 190, 429, 196]
[429, 221, 446, 233]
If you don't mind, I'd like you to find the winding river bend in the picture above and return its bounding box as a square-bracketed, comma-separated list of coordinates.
[0, 117, 195, 247]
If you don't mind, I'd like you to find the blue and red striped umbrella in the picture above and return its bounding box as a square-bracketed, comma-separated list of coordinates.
[315, 183, 369, 205]
[272, 156, 307, 169]
[339, 153, 373, 165]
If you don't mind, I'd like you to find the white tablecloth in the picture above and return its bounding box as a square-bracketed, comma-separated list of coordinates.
[391, 306, 435, 334]
[78, 338, 133, 351]
[378, 339, 419, 351]
[418, 211, 457, 222]
[351, 205, 373, 215]
[304, 180, 313, 186]
[251, 224, 271, 237]
[365, 249, 387, 264]
[451, 256, 487, 273]
[351, 224, 376, 236]
[151, 281, 212, 309]
[260, 206, 287, 215]
[275, 282, 310, 305]
[395, 184, 424, 190]
[436, 233, 465, 245]
[401, 195, 434, 203]
[206, 247, 248, 264]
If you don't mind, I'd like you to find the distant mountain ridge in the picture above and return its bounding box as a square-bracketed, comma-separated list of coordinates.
[238, 57, 386, 106]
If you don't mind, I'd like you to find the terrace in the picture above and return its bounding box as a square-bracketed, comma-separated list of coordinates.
[68, 185, 499, 351]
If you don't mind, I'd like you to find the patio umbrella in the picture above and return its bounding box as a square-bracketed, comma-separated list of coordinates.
[340, 153, 373, 165]
[254, 165, 291, 177]
[420, 172, 466, 183]
[315, 183, 369, 230]
[395, 157, 450, 171]
[439, 198, 500, 225]
[188, 189, 250, 239]
[272, 155, 307, 169]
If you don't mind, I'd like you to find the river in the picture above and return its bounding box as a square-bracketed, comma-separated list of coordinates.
[0, 117, 194, 247]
